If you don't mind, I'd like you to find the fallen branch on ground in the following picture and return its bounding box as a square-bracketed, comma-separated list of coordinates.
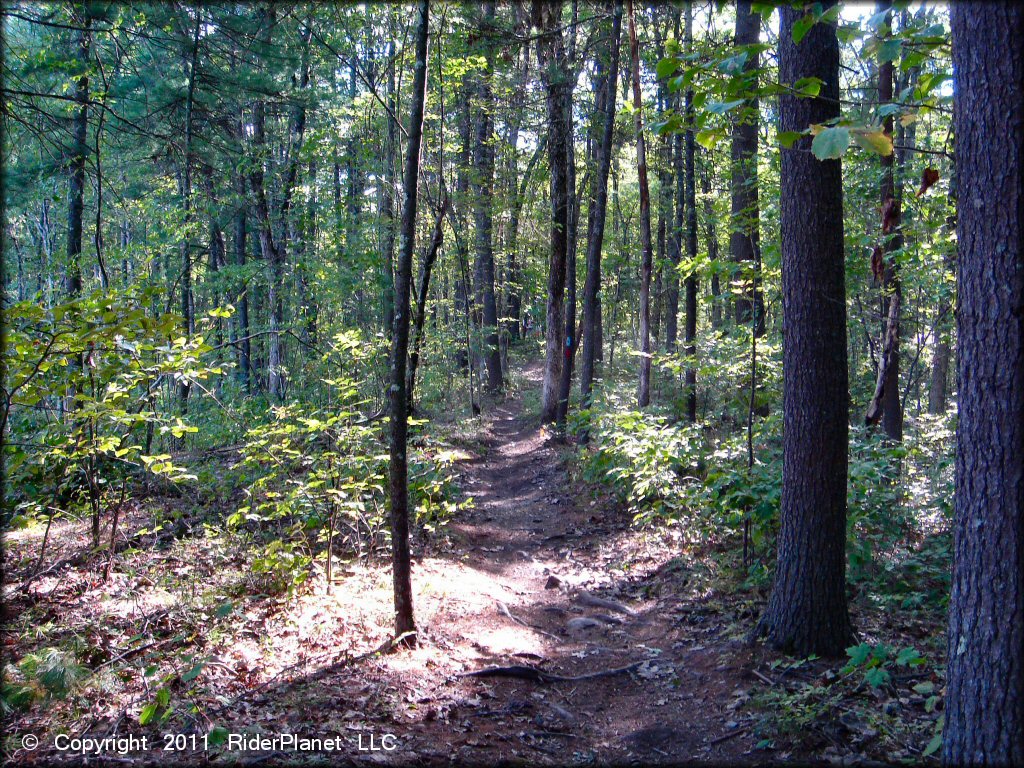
[459, 660, 646, 684]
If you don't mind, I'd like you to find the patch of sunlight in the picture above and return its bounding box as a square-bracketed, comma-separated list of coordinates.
[475, 624, 547, 656]
[415, 558, 518, 608]
[102, 588, 178, 619]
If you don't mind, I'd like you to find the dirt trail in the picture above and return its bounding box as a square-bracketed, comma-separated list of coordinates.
[369, 362, 762, 765]
[4, 362, 766, 766]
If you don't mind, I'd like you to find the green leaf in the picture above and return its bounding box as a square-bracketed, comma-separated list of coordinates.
[208, 727, 229, 747]
[707, 99, 745, 115]
[853, 129, 893, 156]
[923, 732, 942, 757]
[695, 129, 724, 150]
[896, 646, 925, 666]
[793, 76, 822, 97]
[180, 661, 205, 683]
[792, 13, 815, 45]
[215, 601, 235, 618]
[864, 667, 891, 689]
[656, 57, 678, 79]
[139, 702, 159, 725]
[866, 8, 891, 32]
[717, 52, 749, 75]
[877, 39, 902, 64]
[777, 130, 804, 148]
[913, 681, 935, 695]
[811, 126, 850, 160]
[846, 643, 872, 666]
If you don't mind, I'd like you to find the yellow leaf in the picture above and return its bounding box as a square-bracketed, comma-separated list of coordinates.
[853, 129, 893, 156]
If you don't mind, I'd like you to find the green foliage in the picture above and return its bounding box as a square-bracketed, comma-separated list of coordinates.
[229, 370, 469, 593]
[2, 648, 87, 713]
[2, 289, 218, 535]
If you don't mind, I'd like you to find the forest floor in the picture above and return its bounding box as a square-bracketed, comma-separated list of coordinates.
[4, 359, 944, 766]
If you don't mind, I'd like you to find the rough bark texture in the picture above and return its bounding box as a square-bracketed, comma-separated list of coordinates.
[730, 0, 764, 335]
[758, 3, 853, 658]
[535, 0, 570, 423]
[628, 0, 653, 409]
[473, 1, 504, 394]
[579, 0, 622, 439]
[944, 4, 1024, 763]
[388, 0, 430, 645]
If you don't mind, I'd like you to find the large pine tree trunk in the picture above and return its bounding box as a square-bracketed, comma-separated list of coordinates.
[389, 0, 430, 645]
[757, 2, 853, 657]
[628, 0, 654, 409]
[535, 0, 571, 423]
[579, 0, 621, 437]
[730, 0, 764, 334]
[944, 4, 1024, 762]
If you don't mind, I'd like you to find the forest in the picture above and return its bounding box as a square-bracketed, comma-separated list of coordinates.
[1, 1, 1021, 765]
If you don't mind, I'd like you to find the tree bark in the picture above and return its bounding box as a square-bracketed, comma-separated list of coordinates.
[757, 3, 854, 658]
[702, 161, 723, 330]
[730, 0, 764, 335]
[177, 10, 201, 411]
[944, 4, 1024, 763]
[579, 0, 622, 440]
[535, 0, 571, 423]
[628, 0, 654, 409]
[389, 0, 430, 646]
[682, 2, 697, 423]
[864, 5, 903, 441]
[472, 1, 504, 395]
[929, 165, 956, 415]
[407, 200, 448, 414]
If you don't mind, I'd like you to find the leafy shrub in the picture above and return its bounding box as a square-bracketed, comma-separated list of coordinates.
[3, 289, 216, 542]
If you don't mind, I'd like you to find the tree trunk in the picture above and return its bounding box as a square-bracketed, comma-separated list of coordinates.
[730, 0, 764, 335]
[507, 136, 546, 344]
[473, 1, 503, 394]
[579, 0, 622, 440]
[177, 11, 201, 411]
[944, 5, 1024, 763]
[232, 169, 252, 393]
[407, 201, 448, 413]
[682, 2, 697, 423]
[757, 2, 853, 658]
[702, 161, 723, 330]
[864, 5, 903, 441]
[64, 10, 89, 416]
[535, 0, 571, 423]
[929, 165, 956, 415]
[389, 0, 430, 646]
[381, 31, 398, 341]
[628, 0, 654, 409]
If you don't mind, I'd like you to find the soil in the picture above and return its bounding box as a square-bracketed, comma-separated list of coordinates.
[306, 362, 768, 766]
[3, 362, 869, 766]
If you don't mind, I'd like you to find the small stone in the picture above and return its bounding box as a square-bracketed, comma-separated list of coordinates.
[545, 575, 562, 589]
